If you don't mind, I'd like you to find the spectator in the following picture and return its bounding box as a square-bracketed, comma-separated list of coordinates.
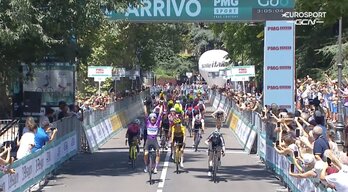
[58, 101, 69, 120]
[312, 125, 330, 161]
[17, 120, 37, 159]
[289, 154, 325, 186]
[22, 116, 36, 135]
[320, 153, 348, 192]
[69, 104, 82, 121]
[39, 107, 54, 127]
[0, 145, 15, 174]
[32, 121, 58, 152]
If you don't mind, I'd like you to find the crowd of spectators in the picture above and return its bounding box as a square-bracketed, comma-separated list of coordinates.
[212, 75, 348, 191]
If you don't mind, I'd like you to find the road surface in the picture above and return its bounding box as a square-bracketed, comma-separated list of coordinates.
[40, 105, 283, 192]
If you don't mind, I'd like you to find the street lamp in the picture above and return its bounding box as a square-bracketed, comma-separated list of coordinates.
[336, 17, 345, 149]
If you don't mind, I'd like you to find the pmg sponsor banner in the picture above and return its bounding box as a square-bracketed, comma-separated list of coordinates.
[230, 114, 239, 131]
[83, 97, 146, 153]
[245, 129, 257, 152]
[104, 0, 295, 22]
[213, 96, 220, 109]
[110, 114, 122, 131]
[0, 133, 77, 192]
[263, 21, 295, 112]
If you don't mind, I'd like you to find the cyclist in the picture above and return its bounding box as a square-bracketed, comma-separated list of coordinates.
[160, 111, 170, 149]
[204, 130, 226, 177]
[170, 118, 186, 168]
[125, 119, 141, 164]
[143, 111, 162, 174]
[197, 100, 206, 118]
[211, 107, 227, 130]
[192, 114, 205, 147]
[184, 105, 194, 135]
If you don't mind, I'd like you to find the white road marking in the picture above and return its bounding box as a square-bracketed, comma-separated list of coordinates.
[157, 151, 170, 190]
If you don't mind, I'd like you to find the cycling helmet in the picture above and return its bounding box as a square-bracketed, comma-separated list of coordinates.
[153, 106, 160, 112]
[149, 113, 157, 119]
[173, 118, 181, 124]
[134, 119, 141, 125]
[175, 100, 180, 103]
[170, 108, 176, 112]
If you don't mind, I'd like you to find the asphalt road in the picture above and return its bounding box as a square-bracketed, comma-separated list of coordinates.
[40, 105, 283, 192]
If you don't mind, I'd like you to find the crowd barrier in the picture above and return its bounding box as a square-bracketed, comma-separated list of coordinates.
[209, 90, 329, 192]
[82, 90, 150, 153]
[0, 117, 80, 192]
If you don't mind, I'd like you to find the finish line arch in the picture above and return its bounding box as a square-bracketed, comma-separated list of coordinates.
[103, 0, 296, 112]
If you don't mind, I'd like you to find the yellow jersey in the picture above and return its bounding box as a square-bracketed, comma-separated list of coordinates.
[171, 124, 186, 137]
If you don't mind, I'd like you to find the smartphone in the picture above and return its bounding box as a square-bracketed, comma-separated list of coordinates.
[290, 164, 295, 172]
[295, 129, 300, 137]
[294, 151, 299, 158]
[276, 141, 280, 146]
[277, 122, 280, 127]
[327, 157, 332, 166]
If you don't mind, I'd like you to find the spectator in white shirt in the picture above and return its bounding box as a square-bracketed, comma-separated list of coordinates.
[16, 120, 37, 160]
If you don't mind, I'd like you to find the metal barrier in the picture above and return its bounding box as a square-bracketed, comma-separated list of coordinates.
[210, 90, 330, 192]
[0, 119, 19, 145]
[81, 90, 150, 153]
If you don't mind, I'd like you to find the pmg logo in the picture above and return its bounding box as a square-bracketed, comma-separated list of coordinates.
[258, 0, 290, 7]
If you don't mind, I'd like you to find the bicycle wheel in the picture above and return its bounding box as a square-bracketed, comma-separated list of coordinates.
[188, 120, 192, 137]
[213, 151, 218, 183]
[194, 133, 198, 152]
[148, 153, 153, 184]
[175, 146, 180, 174]
[194, 132, 200, 152]
[160, 135, 166, 151]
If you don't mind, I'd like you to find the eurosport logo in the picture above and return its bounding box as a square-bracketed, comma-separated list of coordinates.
[281, 11, 326, 26]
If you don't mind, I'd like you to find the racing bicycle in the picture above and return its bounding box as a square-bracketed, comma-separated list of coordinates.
[193, 128, 203, 152]
[174, 141, 184, 174]
[148, 145, 156, 185]
[129, 138, 138, 168]
[211, 147, 222, 183]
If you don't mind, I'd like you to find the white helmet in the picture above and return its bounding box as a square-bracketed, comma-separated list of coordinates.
[134, 119, 141, 125]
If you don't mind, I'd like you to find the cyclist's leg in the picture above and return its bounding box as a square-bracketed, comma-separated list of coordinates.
[128, 139, 133, 161]
[179, 137, 184, 167]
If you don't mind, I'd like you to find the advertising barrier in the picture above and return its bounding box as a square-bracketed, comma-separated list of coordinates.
[210, 90, 329, 192]
[0, 130, 78, 192]
[82, 91, 149, 153]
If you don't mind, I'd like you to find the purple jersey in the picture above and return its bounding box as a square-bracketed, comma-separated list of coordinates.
[145, 116, 161, 140]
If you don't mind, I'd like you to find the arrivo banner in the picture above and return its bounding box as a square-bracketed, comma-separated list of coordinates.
[263, 20, 295, 112]
[104, 0, 295, 22]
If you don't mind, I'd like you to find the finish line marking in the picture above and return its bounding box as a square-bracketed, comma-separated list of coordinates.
[157, 151, 170, 191]
[100, 148, 246, 154]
